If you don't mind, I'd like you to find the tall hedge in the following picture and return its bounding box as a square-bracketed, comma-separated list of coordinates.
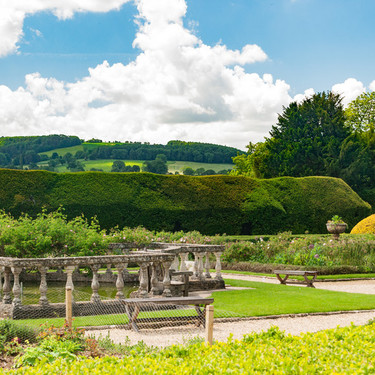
[0, 169, 371, 235]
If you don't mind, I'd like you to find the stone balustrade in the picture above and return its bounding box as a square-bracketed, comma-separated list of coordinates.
[0, 242, 224, 319]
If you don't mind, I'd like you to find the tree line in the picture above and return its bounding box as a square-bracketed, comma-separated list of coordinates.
[231, 91, 375, 208]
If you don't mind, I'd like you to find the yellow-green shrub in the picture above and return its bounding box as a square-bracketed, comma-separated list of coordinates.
[4, 324, 375, 374]
[351, 214, 375, 234]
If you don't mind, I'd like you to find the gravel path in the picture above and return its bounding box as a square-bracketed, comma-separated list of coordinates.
[88, 274, 375, 347]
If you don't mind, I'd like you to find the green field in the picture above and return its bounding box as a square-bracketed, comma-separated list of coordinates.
[40, 143, 117, 157]
[38, 159, 233, 173]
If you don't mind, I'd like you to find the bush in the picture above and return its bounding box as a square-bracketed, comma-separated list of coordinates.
[0, 170, 371, 235]
[0, 320, 37, 344]
[351, 214, 375, 234]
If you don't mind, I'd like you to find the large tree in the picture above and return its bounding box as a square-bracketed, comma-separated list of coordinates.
[346, 91, 375, 132]
[260, 92, 349, 178]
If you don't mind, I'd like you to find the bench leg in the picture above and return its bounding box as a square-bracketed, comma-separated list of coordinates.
[304, 274, 317, 288]
[276, 274, 289, 285]
[125, 305, 140, 332]
[194, 305, 207, 327]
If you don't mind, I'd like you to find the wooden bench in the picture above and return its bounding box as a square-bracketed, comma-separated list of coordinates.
[273, 270, 318, 288]
[122, 296, 214, 332]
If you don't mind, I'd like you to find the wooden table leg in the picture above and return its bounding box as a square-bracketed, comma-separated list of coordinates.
[126, 304, 140, 332]
[276, 273, 289, 285]
[304, 274, 317, 288]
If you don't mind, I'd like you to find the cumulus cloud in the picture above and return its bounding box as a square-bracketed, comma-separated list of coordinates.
[0, 0, 295, 148]
[0, 0, 131, 56]
[332, 78, 366, 107]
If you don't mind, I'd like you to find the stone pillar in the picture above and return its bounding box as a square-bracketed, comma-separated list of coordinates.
[162, 260, 172, 297]
[197, 253, 205, 281]
[171, 255, 179, 271]
[150, 263, 159, 296]
[65, 265, 75, 301]
[204, 252, 212, 278]
[0, 267, 3, 298]
[90, 265, 101, 303]
[11, 267, 22, 306]
[179, 253, 188, 272]
[106, 264, 113, 276]
[191, 252, 200, 280]
[115, 263, 126, 299]
[2, 267, 12, 304]
[138, 263, 149, 298]
[214, 252, 223, 280]
[38, 266, 49, 306]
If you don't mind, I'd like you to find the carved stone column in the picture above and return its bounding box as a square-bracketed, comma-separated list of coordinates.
[38, 266, 49, 305]
[0, 266, 3, 297]
[179, 253, 188, 272]
[150, 263, 159, 296]
[11, 267, 22, 306]
[191, 252, 199, 280]
[115, 263, 126, 299]
[197, 253, 205, 280]
[106, 264, 113, 276]
[171, 255, 179, 271]
[204, 252, 212, 278]
[90, 265, 101, 303]
[138, 262, 149, 298]
[162, 260, 172, 297]
[214, 252, 223, 280]
[65, 265, 76, 301]
[2, 267, 12, 304]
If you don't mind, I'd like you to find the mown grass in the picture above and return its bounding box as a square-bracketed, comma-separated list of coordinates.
[216, 279, 375, 316]
[15, 278, 375, 329]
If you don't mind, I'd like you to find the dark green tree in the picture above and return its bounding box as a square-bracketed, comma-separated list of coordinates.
[261, 92, 349, 178]
[111, 160, 126, 172]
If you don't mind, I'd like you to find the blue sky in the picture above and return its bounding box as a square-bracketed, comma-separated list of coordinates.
[0, 0, 374, 149]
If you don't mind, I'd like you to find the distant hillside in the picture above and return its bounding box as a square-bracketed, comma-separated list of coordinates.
[0, 169, 370, 235]
[0, 135, 243, 168]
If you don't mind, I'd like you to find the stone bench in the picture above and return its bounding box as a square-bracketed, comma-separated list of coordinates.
[273, 270, 318, 288]
[122, 296, 214, 332]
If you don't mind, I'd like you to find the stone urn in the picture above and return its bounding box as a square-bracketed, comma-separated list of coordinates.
[326, 222, 347, 240]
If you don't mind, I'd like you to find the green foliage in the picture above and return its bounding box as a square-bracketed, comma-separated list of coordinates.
[0, 170, 370, 235]
[222, 232, 375, 271]
[0, 320, 37, 345]
[346, 91, 375, 132]
[0, 209, 109, 257]
[6, 325, 375, 374]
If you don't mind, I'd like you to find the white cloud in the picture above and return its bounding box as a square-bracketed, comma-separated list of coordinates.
[332, 78, 366, 107]
[293, 88, 315, 104]
[369, 80, 375, 92]
[0, 0, 132, 56]
[0, 0, 295, 149]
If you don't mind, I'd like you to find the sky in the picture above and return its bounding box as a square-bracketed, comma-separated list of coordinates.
[0, 0, 374, 150]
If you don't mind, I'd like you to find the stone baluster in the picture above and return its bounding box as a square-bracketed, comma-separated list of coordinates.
[197, 253, 205, 280]
[191, 252, 199, 280]
[171, 255, 179, 271]
[65, 265, 76, 301]
[0, 266, 3, 297]
[204, 252, 211, 278]
[162, 260, 172, 297]
[90, 264, 101, 303]
[11, 267, 22, 305]
[2, 267, 12, 304]
[106, 264, 113, 275]
[138, 262, 149, 298]
[179, 253, 188, 272]
[115, 263, 126, 299]
[214, 252, 223, 280]
[150, 262, 160, 296]
[38, 266, 49, 305]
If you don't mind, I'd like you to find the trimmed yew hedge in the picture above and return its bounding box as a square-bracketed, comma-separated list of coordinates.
[0, 169, 371, 235]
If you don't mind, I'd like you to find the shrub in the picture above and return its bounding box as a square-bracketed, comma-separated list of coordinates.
[0, 320, 37, 345]
[351, 214, 375, 234]
[0, 169, 370, 235]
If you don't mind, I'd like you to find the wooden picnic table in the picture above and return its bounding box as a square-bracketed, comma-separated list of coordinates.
[122, 296, 214, 332]
[273, 270, 318, 288]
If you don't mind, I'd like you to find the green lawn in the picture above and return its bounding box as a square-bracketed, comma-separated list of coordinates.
[14, 278, 375, 329]
[216, 279, 375, 316]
